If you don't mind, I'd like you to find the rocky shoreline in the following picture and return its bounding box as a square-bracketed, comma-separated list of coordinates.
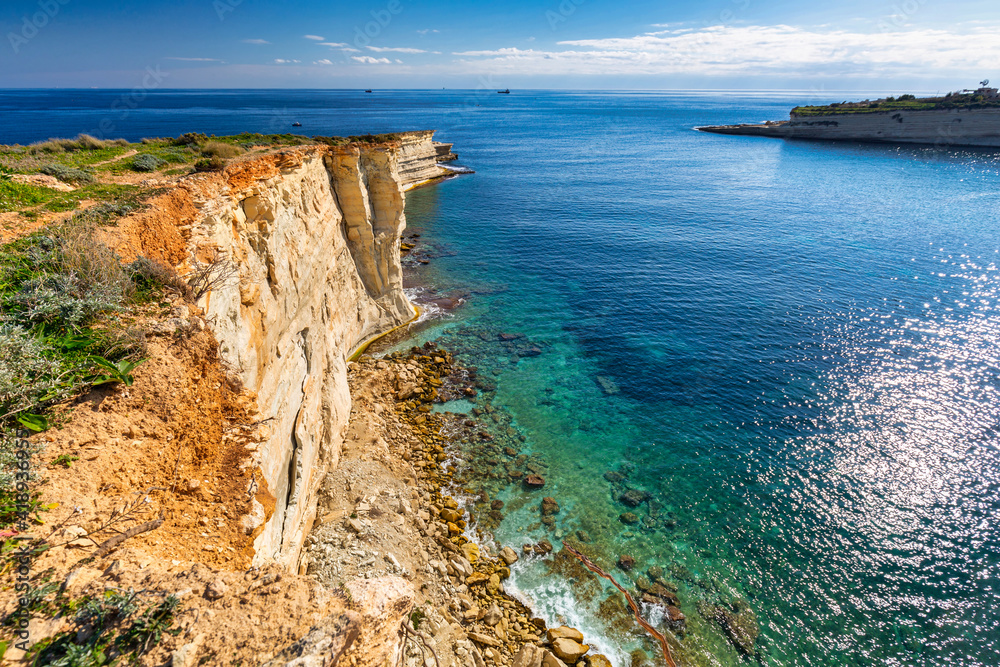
[300, 342, 612, 667]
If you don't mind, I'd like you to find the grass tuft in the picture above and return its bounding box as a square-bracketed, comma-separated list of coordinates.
[201, 141, 244, 159]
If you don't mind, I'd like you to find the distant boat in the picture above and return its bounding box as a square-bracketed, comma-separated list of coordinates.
[365, 89, 373, 93]
[498, 89, 510, 94]
[292, 122, 302, 127]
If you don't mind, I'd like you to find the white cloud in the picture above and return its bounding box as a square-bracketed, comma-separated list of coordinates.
[242, 38, 270, 45]
[416, 29, 440, 35]
[351, 56, 392, 64]
[304, 35, 325, 41]
[451, 24, 1000, 78]
[319, 42, 349, 48]
[274, 59, 301, 64]
[341, 47, 360, 53]
[366, 46, 426, 53]
[165, 57, 224, 62]
[313, 59, 334, 65]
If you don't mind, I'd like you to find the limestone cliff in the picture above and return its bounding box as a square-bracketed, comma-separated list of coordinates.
[183, 133, 446, 567]
[698, 107, 1000, 147]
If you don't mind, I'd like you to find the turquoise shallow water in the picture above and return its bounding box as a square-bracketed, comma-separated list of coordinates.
[385, 95, 1000, 666]
[5, 90, 1000, 666]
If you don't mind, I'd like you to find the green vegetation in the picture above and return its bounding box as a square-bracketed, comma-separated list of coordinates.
[314, 132, 404, 147]
[0, 220, 185, 526]
[129, 154, 166, 173]
[792, 92, 1000, 117]
[39, 164, 96, 185]
[1, 583, 180, 667]
[201, 141, 244, 159]
[0, 178, 49, 213]
[26, 135, 129, 155]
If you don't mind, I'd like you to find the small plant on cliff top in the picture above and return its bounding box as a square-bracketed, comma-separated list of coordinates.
[24, 589, 180, 666]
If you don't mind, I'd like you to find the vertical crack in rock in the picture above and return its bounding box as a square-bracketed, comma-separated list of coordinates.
[191, 136, 437, 567]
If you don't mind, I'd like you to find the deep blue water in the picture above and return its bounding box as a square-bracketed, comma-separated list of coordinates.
[4, 90, 999, 666]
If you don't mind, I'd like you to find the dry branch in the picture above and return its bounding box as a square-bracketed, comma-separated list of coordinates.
[562, 542, 677, 667]
[95, 514, 164, 558]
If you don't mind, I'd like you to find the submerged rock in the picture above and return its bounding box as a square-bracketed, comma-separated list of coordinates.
[541, 497, 560, 515]
[619, 512, 639, 525]
[713, 600, 760, 656]
[595, 376, 620, 395]
[619, 488, 650, 507]
[525, 474, 546, 488]
[617, 555, 636, 571]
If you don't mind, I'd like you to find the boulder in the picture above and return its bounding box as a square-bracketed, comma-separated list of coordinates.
[500, 546, 519, 565]
[343, 577, 416, 667]
[525, 474, 546, 488]
[546, 626, 584, 643]
[440, 508, 462, 523]
[461, 542, 480, 563]
[483, 603, 503, 626]
[550, 638, 589, 664]
[542, 651, 568, 667]
[466, 572, 489, 586]
[619, 512, 639, 525]
[204, 578, 228, 600]
[585, 655, 613, 667]
[540, 497, 560, 515]
[468, 632, 502, 648]
[512, 644, 545, 667]
[666, 605, 686, 627]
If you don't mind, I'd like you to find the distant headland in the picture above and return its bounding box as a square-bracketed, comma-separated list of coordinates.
[698, 82, 1000, 147]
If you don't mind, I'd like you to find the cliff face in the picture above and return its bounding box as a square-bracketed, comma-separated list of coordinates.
[698, 107, 1000, 147]
[185, 135, 436, 567]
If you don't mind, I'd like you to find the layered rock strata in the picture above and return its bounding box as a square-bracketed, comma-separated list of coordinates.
[698, 108, 1000, 147]
[185, 135, 446, 569]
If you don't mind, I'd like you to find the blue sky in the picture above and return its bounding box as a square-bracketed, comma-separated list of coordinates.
[1, 0, 998, 89]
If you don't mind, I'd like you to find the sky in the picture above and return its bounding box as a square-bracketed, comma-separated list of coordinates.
[0, 0, 998, 90]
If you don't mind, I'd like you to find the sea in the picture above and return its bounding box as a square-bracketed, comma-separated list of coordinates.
[2, 89, 998, 667]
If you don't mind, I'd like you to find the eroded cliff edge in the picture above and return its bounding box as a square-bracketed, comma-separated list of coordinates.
[183, 137, 445, 567]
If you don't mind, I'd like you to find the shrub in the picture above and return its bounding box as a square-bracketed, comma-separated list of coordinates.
[172, 132, 208, 146]
[76, 201, 136, 225]
[193, 156, 227, 172]
[131, 154, 167, 173]
[128, 256, 189, 298]
[27, 135, 127, 154]
[39, 163, 96, 185]
[201, 141, 244, 159]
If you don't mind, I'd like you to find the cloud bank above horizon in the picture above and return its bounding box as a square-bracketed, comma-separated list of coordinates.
[0, 0, 996, 89]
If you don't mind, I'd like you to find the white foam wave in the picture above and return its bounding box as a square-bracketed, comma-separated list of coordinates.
[503, 562, 632, 667]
